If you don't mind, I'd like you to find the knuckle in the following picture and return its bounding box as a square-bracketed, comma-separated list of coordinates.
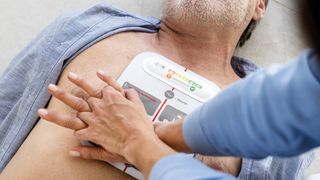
[92, 90, 102, 98]
[75, 99, 88, 111]
[70, 88, 80, 96]
[87, 97, 96, 104]
[74, 90, 89, 100]
[90, 103, 98, 112]
[88, 99, 99, 111]
[87, 98, 98, 108]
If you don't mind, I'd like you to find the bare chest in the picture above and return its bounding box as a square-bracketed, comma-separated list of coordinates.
[1, 32, 160, 180]
[58, 32, 159, 92]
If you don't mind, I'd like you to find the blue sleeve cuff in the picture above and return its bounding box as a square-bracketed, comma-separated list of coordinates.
[150, 153, 233, 180]
[183, 106, 219, 155]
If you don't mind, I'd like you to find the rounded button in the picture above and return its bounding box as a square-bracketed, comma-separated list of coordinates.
[164, 90, 175, 99]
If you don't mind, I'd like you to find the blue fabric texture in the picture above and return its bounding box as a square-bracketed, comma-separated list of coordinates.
[183, 50, 320, 158]
[0, 3, 313, 179]
[309, 54, 320, 81]
[150, 154, 234, 180]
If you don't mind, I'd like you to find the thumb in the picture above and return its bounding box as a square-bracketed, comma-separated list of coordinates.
[69, 146, 126, 163]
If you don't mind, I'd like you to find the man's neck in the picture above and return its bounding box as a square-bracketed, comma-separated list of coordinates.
[153, 21, 241, 86]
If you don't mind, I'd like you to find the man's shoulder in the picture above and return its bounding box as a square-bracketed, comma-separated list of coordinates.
[28, 3, 161, 66]
[54, 3, 160, 36]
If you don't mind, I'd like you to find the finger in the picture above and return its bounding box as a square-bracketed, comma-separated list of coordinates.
[48, 84, 91, 112]
[77, 112, 96, 125]
[68, 72, 102, 98]
[71, 89, 90, 101]
[97, 70, 125, 96]
[69, 146, 126, 163]
[86, 97, 106, 113]
[124, 89, 143, 105]
[125, 89, 146, 113]
[74, 129, 94, 142]
[38, 109, 87, 130]
[101, 86, 123, 103]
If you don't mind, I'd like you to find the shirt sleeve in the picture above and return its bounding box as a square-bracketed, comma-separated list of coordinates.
[150, 153, 234, 180]
[183, 50, 320, 158]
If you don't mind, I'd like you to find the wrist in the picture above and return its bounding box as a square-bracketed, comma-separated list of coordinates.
[155, 119, 192, 153]
[123, 133, 176, 177]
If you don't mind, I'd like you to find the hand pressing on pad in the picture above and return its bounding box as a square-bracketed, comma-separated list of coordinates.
[39, 71, 241, 177]
[38, 70, 128, 163]
[39, 71, 176, 178]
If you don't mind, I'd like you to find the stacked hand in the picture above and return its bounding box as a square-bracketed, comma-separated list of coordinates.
[38, 70, 176, 177]
[38, 70, 241, 177]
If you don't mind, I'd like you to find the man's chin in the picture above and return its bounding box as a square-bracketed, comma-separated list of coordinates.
[164, 0, 251, 29]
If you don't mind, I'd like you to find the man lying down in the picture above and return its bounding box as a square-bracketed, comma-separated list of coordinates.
[0, 0, 313, 179]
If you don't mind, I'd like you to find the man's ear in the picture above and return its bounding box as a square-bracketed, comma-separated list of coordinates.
[253, 0, 266, 21]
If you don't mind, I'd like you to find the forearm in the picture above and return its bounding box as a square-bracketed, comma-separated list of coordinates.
[124, 130, 237, 180]
[124, 134, 176, 178]
[183, 51, 320, 158]
[155, 119, 191, 153]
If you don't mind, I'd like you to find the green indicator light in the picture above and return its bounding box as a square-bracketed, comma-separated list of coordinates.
[190, 86, 196, 92]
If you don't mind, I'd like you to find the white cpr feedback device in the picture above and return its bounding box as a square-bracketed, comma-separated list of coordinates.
[111, 52, 220, 179]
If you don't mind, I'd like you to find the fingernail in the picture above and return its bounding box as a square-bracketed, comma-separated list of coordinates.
[98, 70, 106, 76]
[69, 151, 81, 157]
[48, 84, 58, 92]
[38, 109, 48, 116]
[69, 72, 78, 80]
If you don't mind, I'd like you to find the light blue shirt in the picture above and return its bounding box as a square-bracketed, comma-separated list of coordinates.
[150, 51, 320, 179]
